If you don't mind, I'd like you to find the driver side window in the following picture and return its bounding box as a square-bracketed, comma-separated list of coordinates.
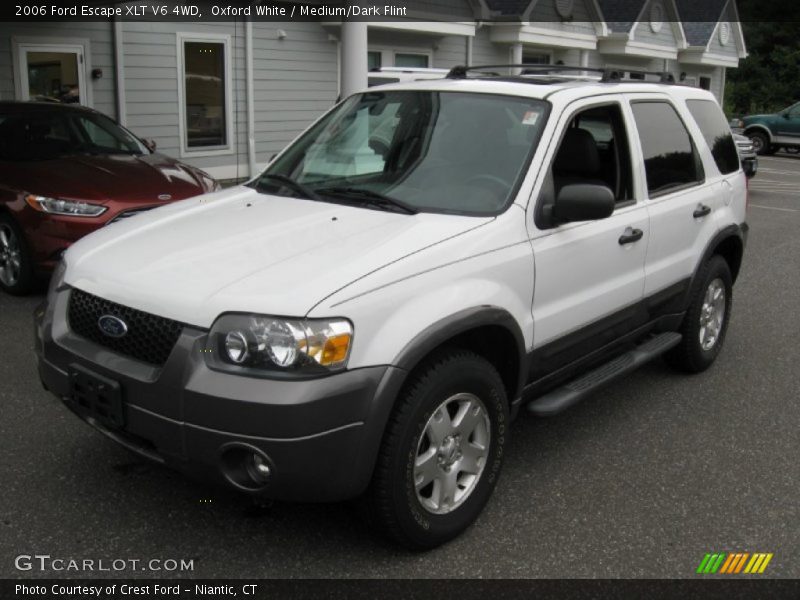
[536, 103, 634, 228]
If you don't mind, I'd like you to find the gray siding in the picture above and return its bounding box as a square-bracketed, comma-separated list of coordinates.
[527, 0, 597, 36]
[0, 22, 115, 116]
[120, 20, 248, 177]
[630, 0, 681, 48]
[251, 21, 338, 167]
[470, 26, 510, 66]
[706, 4, 741, 59]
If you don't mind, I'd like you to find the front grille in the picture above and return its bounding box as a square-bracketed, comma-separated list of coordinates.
[67, 288, 185, 366]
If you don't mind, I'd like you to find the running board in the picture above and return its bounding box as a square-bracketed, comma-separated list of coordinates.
[526, 332, 682, 417]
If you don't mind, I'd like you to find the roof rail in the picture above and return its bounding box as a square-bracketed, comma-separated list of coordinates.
[447, 64, 606, 79]
[446, 64, 676, 84]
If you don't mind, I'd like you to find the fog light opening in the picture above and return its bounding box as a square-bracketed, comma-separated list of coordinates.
[220, 444, 274, 491]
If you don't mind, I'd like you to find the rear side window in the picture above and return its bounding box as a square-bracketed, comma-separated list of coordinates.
[686, 99, 739, 175]
[632, 101, 703, 197]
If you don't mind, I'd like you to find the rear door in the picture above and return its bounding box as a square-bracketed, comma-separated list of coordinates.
[625, 94, 720, 307]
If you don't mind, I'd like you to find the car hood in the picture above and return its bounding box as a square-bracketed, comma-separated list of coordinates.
[0, 152, 207, 203]
[64, 186, 493, 327]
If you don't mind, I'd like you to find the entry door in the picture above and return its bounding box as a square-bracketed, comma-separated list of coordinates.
[17, 44, 86, 105]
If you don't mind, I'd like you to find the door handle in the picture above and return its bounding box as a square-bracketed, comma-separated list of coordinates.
[693, 204, 712, 218]
[618, 228, 644, 245]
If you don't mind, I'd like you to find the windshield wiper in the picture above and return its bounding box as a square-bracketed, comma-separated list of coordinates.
[315, 186, 418, 215]
[254, 174, 324, 202]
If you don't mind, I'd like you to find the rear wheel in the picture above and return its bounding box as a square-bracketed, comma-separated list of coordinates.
[0, 214, 34, 296]
[366, 350, 508, 549]
[666, 256, 732, 373]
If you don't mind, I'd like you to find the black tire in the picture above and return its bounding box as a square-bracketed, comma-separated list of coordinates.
[666, 255, 732, 373]
[0, 213, 34, 296]
[366, 349, 508, 550]
[747, 131, 774, 156]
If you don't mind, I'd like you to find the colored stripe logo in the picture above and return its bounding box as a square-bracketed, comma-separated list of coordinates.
[696, 552, 773, 574]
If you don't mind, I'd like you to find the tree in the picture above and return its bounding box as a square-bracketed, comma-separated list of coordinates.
[725, 1, 800, 115]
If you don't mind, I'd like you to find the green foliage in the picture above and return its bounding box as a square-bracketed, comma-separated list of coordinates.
[725, 19, 800, 116]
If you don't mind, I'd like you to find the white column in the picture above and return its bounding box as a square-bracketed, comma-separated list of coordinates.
[340, 21, 368, 98]
[580, 50, 589, 68]
[510, 42, 523, 75]
[245, 20, 257, 179]
[113, 19, 126, 126]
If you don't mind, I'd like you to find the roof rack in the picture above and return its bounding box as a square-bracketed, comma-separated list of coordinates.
[446, 64, 676, 84]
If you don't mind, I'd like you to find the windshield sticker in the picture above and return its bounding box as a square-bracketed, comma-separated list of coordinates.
[522, 110, 541, 126]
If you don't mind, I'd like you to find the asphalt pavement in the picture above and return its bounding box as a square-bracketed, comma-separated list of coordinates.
[1, 155, 799, 579]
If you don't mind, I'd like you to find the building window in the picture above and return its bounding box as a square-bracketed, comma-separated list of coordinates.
[178, 34, 231, 155]
[699, 77, 711, 91]
[394, 53, 429, 68]
[368, 51, 382, 71]
[523, 52, 551, 65]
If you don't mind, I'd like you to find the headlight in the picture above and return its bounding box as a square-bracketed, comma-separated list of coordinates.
[25, 194, 107, 217]
[206, 313, 353, 377]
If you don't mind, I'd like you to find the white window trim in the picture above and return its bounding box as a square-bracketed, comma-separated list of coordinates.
[11, 36, 93, 107]
[176, 32, 234, 158]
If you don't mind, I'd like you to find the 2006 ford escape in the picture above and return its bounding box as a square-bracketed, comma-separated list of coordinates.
[35, 65, 748, 549]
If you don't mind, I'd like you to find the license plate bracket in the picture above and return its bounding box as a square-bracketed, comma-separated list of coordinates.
[68, 364, 124, 429]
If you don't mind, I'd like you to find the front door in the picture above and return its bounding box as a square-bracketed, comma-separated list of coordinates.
[16, 43, 86, 105]
[775, 102, 800, 145]
[527, 97, 649, 380]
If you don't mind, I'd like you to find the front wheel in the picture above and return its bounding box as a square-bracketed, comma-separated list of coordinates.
[666, 255, 732, 373]
[0, 214, 34, 295]
[747, 131, 775, 156]
[366, 350, 508, 549]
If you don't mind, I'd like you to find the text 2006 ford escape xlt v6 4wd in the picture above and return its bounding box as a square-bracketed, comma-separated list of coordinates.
[35, 66, 748, 549]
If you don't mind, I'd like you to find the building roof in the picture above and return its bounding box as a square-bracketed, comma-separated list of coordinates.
[675, 0, 730, 45]
[485, 0, 530, 16]
[595, 0, 646, 33]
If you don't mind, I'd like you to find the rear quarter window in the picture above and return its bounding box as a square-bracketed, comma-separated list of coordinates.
[686, 99, 740, 175]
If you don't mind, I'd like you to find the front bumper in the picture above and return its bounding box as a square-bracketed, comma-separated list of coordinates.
[34, 286, 404, 502]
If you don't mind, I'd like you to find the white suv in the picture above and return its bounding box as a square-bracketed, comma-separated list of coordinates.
[35, 65, 748, 549]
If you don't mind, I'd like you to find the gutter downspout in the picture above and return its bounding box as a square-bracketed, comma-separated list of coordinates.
[113, 19, 126, 126]
[246, 19, 257, 179]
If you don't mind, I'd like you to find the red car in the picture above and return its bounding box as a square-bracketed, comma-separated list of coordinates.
[0, 102, 219, 294]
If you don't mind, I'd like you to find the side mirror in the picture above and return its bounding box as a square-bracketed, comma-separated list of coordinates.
[552, 183, 615, 223]
[142, 138, 157, 152]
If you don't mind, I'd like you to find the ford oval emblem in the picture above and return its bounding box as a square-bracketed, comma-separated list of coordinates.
[98, 315, 128, 338]
[158, 194, 172, 201]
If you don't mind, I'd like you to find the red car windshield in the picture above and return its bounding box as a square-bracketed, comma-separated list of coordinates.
[0, 110, 148, 161]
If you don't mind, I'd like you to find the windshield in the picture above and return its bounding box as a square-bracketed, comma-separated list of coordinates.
[250, 91, 549, 216]
[0, 110, 148, 161]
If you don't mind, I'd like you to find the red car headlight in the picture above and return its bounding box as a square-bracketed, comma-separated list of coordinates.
[25, 194, 107, 217]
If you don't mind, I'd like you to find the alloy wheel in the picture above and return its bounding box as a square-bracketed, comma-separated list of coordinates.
[0, 224, 21, 287]
[413, 392, 491, 515]
[699, 278, 726, 351]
